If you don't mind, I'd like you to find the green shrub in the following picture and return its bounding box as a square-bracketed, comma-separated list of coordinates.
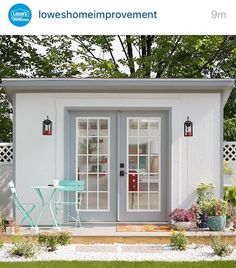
[211, 237, 233, 257]
[224, 186, 236, 206]
[170, 230, 188, 251]
[38, 233, 48, 245]
[38, 233, 58, 252]
[45, 234, 58, 252]
[38, 232, 71, 251]
[57, 232, 71, 246]
[10, 239, 38, 258]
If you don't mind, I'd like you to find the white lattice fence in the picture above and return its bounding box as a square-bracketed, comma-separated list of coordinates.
[223, 142, 236, 161]
[0, 143, 13, 164]
[0, 143, 13, 217]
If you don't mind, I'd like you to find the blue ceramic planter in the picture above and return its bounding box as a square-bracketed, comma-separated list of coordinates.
[207, 216, 226, 231]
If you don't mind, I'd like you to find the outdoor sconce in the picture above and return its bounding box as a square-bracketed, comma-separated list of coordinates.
[42, 116, 52, 135]
[184, 116, 193, 137]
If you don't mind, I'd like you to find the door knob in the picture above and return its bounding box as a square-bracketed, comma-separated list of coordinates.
[120, 170, 128, 176]
[120, 170, 125, 176]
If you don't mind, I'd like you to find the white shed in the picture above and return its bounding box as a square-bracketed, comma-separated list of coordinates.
[3, 78, 234, 225]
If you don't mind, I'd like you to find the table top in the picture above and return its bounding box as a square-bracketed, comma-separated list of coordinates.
[30, 185, 63, 189]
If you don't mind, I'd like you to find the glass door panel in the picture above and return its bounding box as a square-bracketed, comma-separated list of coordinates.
[127, 118, 161, 211]
[119, 111, 168, 222]
[77, 117, 110, 211]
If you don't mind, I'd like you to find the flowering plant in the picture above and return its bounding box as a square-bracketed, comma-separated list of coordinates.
[196, 182, 215, 204]
[205, 199, 228, 217]
[226, 204, 236, 226]
[169, 208, 196, 222]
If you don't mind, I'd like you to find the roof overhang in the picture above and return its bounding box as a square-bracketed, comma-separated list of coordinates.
[2, 78, 234, 106]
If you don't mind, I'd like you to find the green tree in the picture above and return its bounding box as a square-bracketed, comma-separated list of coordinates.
[0, 35, 235, 142]
[0, 35, 78, 142]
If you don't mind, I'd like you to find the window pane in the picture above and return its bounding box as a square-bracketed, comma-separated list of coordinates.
[77, 174, 87, 190]
[99, 193, 108, 209]
[99, 119, 108, 136]
[150, 182, 159, 191]
[99, 175, 108, 191]
[139, 193, 148, 209]
[78, 156, 87, 173]
[99, 156, 108, 173]
[150, 156, 159, 173]
[129, 193, 137, 209]
[129, 119, 138, 134]
[80, 192, 87, 209]
[99, 137, 108, 154]
[139, 156, 148, 172]
[150, 120, 159, 136]
[87, 193, 97, 209]
[88, 119, 98, 136]
[78, 119, 87, 136]
[88, 137, 97, 155]
[88, 175, 97, 191]
[129, 138, 138, 154]
[88, 156, 97, 173]
[129, 156, 138, 170]
[150, 193, 159, 210]
[139, 137, 149, 154]
[139, 120, 149, 136]
[78, 137, 87, 154]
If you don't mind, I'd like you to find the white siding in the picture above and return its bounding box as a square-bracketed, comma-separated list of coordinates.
[15, 92, 221, 225]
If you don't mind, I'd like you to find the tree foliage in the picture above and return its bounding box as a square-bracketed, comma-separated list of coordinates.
[0, 35, 235, 142]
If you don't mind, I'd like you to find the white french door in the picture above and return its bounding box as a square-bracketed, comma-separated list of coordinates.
[69, 110, 169, 222]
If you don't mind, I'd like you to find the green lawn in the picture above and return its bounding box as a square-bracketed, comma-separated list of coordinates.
[0, 261, 236, 268]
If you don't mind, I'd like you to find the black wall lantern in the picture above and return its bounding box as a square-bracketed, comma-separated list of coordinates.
[184, 116, 193, 137]
[42, 116, 52, 135]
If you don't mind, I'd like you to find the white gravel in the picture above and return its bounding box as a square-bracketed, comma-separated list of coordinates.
[0, 243, 236, 262]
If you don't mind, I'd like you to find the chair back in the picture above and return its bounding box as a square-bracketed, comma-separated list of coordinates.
[9, 181, 16, 194]
[58, 180, 84, 192]
[9, 181, 24, 210]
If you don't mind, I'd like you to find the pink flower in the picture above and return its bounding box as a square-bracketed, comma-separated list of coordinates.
[169, 208, 196, 222]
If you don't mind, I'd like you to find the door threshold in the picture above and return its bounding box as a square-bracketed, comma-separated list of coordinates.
[80, 221, 169, 225]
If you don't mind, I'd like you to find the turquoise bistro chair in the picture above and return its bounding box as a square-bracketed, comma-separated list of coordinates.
[55, 180, 84, 227]
[9, 181, 38, 227]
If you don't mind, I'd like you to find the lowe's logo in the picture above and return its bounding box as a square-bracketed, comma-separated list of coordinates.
[8, 3, 32, 27]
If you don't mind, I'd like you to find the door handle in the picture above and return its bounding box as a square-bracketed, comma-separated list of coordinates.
[120, 170, 128, 176]
[120, 170, 125, 176]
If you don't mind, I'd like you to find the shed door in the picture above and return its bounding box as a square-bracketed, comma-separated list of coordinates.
[68, 110, 169, 222]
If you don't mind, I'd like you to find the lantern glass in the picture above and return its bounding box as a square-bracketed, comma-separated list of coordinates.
[184, 117, 193, 137]
[42, 116, 52, 135]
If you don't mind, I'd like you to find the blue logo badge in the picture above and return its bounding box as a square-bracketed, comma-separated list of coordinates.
[8, 3, 32, 27]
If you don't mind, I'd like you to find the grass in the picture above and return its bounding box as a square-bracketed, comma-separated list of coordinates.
[0, 261, 236, 268]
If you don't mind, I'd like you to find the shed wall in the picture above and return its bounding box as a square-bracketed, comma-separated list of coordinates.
[15, 92, 221, 225]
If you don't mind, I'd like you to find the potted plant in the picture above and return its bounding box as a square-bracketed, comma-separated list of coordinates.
[196, 182, 215, 228]
[205, 199, 227, 231]
[169, 208, 196, 230]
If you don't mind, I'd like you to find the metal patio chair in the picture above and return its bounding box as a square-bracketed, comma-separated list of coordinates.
[54, 180, 84, 227]
[9, 181, 38, 227]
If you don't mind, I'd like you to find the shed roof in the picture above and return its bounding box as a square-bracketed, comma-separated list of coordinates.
[2, 78, 234, 105]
